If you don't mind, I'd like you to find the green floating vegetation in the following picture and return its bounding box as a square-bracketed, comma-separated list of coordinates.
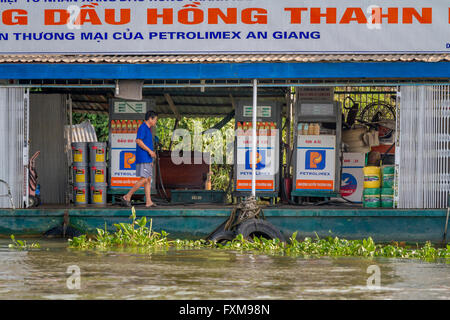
[69, 207, 169, 250]
[68, 208, 450, 262]
[8, 235, 40, 250]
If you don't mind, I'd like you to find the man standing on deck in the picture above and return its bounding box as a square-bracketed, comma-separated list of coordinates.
[122, 110, 158, 207]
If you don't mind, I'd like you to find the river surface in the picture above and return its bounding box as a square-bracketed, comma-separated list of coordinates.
[0, 238, 448, 300]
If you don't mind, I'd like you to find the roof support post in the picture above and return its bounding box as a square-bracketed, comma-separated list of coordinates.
[252, 79, 258, 197]
[229, 94, 236, 110]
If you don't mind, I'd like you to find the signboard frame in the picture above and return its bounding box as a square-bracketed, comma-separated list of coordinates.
[0, 1, 448, 54]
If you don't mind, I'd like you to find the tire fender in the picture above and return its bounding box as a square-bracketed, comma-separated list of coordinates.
[236, 218, 286, 242]
[209, 230, 236, 244]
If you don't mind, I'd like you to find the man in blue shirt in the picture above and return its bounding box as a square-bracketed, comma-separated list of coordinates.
[122, 110, 158, 207]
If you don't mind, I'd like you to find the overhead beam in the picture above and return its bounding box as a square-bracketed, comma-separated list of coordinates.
[2, 62, 450, 80]
[164, 93, 182, 121]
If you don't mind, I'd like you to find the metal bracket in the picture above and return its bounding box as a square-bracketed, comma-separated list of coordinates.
[443, 207, 449, 245]
[63, 210, 70, 238]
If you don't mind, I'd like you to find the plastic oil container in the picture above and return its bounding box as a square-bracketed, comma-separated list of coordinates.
[381, 188, 394, 208]
[88, 142, 107, 164]
[73, 182, 88, 206]
[363, 166, 381, 188]
[363, 188, 380, 208]
[73, 164, 89, 183]
[72, 142, 88, 164]
[382, 165, 395, 188]
[90, 183, 107, 206]
[90, 163, 107, 184]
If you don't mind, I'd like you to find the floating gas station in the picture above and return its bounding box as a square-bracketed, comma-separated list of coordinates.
[0, 0, 449, 243]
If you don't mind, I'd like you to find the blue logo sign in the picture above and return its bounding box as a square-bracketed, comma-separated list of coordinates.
[341, 173, 357, 197]
[245, 150, 266, 170]
[305, 150, 326, 170]
[120, 151, 136, 170]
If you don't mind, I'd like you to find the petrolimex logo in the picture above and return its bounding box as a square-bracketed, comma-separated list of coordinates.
[120, 151, 136, 170]
[245, 150, 266, 170]
[305, 150, 326, 170]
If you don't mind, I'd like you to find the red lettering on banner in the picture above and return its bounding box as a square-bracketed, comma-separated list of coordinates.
[147, 8, 173, 25]
[371, 7, 399, 24]
[208, 8, 238, 24]
[178, 4, 204, 25]
[340, 8, 368, 24]
[284, 8, 307, 24]
[75, 9, 102, 25]
[242, 8, 267, 24]
[1, 5, 437, 27]
[310, 7, 337, 24]
[45, 8, 131, 26]
[283, 7, 432, 25]
[45, 9, 69, 25]
[403, 8, 432, 24]
[105, 9, 131, 25]
[147, 7, 267, 25]
[2, 9, 27, 25]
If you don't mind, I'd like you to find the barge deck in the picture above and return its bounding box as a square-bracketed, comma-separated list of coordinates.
[0, 204, 448, 244]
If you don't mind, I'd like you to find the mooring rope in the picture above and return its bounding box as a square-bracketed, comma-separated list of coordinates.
[224, 196, 264, 231]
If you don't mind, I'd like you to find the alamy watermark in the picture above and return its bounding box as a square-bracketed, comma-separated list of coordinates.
[366, 265, 381, 290]
[66, 265, 81, 290]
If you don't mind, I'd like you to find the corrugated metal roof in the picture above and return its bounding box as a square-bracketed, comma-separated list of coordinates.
[1, 54, 449, 64]
[65, 120, 98, 142]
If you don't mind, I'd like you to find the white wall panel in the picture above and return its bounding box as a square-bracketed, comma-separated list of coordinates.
[398, 85, 450, 208]
[0, 88, 25, 208]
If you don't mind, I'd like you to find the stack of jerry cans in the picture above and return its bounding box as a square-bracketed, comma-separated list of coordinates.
[88, 142, 107, 206]
[72, 142, 89, 206]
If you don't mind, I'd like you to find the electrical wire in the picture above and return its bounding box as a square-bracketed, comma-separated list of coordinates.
[155, 143, 169, 201]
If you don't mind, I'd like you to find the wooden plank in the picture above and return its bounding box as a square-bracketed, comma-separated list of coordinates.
[164, 93, 182, 120]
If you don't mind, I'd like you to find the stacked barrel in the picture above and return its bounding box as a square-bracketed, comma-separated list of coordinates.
[362, 164, 395, 208]
[362, 166, 381, 208]
[72, 142, 107, 206]
[380, 165, 395, 208]
[72, 142, 89, 206]
[89, 142, 107, 206]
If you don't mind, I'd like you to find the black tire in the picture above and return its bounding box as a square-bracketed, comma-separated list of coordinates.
[236, 218, 286, 242]
[43, 225, 82, 238]
[28, 196, 38, 208]
[208, 230, 236, 244]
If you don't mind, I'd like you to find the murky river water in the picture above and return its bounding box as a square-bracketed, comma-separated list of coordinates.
[0, 239, 448, 300]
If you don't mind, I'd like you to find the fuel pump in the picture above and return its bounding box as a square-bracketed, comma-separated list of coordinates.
[234, 99, 282, 201]
[291, 100, 342, 201]
[108, 99, 157, 201]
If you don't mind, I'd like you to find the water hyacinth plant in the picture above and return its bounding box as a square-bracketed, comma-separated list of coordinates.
[68, 207, 170, 250]
[8, 235, 40, 250]
[68, 208, 450, 261]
